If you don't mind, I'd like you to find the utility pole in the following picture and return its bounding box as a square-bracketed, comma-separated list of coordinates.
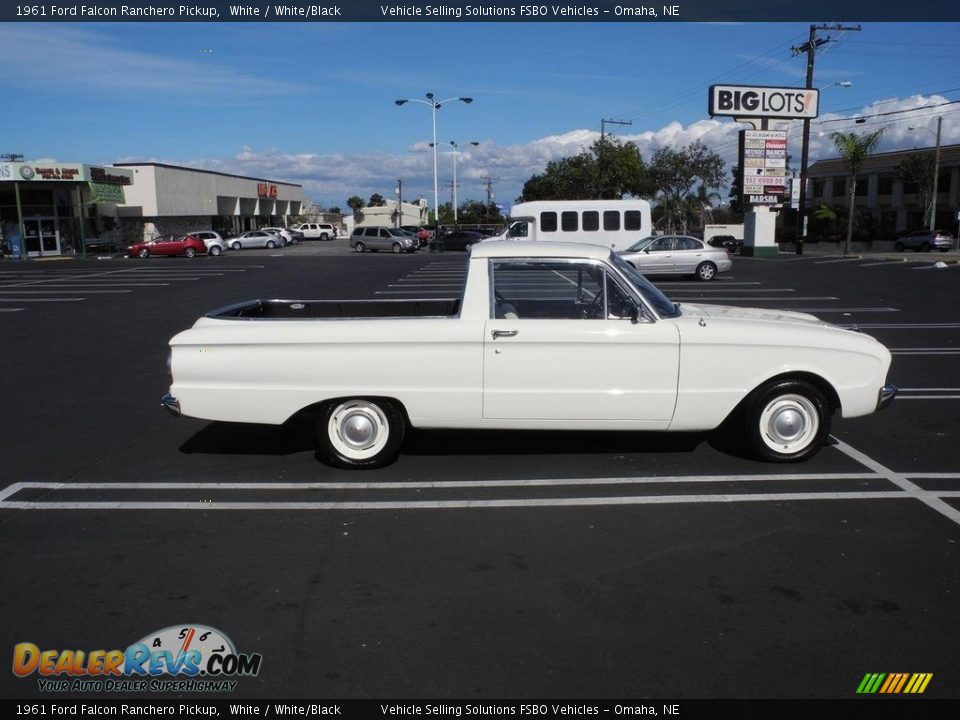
[930, 115, 942, 232]
[599, 119, 632, 199]
[480, 175, 498, 222]
[791, 23, 861, 254]
[395, 178, 402, 228]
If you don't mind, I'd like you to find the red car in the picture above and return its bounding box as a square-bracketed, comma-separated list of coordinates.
[128, 233, 207, 258]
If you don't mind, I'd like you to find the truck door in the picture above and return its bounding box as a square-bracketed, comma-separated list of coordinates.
[483, 259, 679, 424]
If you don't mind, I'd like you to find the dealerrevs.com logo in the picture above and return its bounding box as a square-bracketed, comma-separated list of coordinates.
[13, 625, 262, 693]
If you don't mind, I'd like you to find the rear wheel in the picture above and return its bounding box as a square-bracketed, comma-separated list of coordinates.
[208, 245, 222, 257]
[695, 261, 717, 281]
[320, 233, 329, 241]
[894, 242, 904, 252]
[266, 240, 276, 249]
[232, 241, 242, 250]
[184, 247, 197, 258]
[317, 399, 405, 469]
[354, 241, 366, 253]
[392, 242, 403, 254]
[744, 380, 831, 462]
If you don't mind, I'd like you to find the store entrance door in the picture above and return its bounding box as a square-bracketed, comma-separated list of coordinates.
[24, 217, 61, 257]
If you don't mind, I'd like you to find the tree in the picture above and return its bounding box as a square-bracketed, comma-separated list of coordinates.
[520, 136, 652, 201]
[829, 129, 885, 255]
[328, 206, 342, 216]
[728, 166, 744, 221]
[368, 193, 386, 207]
[648, 141, 726, 234]
[346, 195, 366, 223]
[896, 153, 936, 228]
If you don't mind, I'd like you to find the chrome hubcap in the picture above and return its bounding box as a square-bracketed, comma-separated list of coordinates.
[341, 411, 377, 448]
[759, 394, 818, 454]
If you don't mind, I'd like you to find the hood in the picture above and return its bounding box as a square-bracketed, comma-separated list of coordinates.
[678, 302, 824, 326]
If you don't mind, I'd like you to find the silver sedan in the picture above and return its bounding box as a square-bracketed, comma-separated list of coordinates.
[618, 235, 732, 281]
[227, 230, 283, 250]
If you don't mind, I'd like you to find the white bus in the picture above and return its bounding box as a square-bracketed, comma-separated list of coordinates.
[486, 200, 652, 251]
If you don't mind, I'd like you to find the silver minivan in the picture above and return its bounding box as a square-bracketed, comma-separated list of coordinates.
[349, 227, 417, 254]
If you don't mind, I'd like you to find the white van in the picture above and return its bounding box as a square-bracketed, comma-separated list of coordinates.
[486, 200, 652, 251]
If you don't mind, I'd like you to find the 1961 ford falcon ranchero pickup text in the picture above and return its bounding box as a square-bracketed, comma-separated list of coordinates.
[163, 242, 896, 468]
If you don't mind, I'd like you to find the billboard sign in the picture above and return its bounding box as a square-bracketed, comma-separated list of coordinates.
[738, 130, 789, 206]
[709, 84, 819, 120]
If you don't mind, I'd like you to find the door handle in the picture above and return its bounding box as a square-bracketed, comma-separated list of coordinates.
[491, 329, 518, 340]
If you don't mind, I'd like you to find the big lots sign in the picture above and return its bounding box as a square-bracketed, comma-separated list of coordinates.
[709, 84, 819, 120]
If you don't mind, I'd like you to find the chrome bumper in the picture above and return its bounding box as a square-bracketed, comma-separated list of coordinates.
[161, 393, 181, 417]
[877, 384, 897, 411]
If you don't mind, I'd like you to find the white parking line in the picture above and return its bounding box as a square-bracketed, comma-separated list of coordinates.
[0, 308, 25, 312]
[890, 348, 960, 355]
[0, 290, 134, 294]
[844, 323, 960, 329]
[859, 260, 906, 267]
[784, 307, 900, 313]
[815, 257, 862, 264]
[912, 264, 956, 270]
[672, 296, 838, 302]
[831, 438, 960, 526]
[0, 297, 84, 302]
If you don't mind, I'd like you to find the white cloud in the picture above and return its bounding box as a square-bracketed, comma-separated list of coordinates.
[110, 94, 960, 207]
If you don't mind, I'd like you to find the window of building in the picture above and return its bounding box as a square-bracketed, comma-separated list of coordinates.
[878, 176, 893, 195]
[937, 171, 952, 193]
[812, 180, 824, 197]
[603, 211, 620, 231]
[582, 211, 599, 232]
[540, 212, 557, 232]
[833, 179, 846, 198]
[855, 176, 868, 196]
[561, 211, 578, 232]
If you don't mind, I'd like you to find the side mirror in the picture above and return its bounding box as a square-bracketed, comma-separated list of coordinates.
[643, 248, 650, 254]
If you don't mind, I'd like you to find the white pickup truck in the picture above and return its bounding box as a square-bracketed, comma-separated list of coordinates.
[164, 242, 896, 468]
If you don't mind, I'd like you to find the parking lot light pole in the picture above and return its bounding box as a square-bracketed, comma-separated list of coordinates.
[908, 117, 942, 233]
[449, 141, 479, 225]
[395, 94, 473, 229]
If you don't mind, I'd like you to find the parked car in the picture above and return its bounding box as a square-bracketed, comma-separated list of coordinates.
[262, 227, 301, 245]
[349, 226, 417, 253]
[619, 235, 732, 281]
[439, 229, 488, 251]
[296, 223, 337, 241]
[164, 241, 896, 469]
[228, 230, 283, 250]
[894, 229, 953, 252]
[402, 226, 432, 247]
[128, 234, 206, 259]
[708, 235, 741, 255]
[187, 230, 225, 256]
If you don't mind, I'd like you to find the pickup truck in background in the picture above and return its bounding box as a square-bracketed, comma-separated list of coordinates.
[164, 242, 896, 469]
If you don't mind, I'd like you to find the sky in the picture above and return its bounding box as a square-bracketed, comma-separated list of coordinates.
[2, 21, 959, 210]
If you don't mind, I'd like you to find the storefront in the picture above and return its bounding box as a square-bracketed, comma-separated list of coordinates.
[0, 162, 133, 258]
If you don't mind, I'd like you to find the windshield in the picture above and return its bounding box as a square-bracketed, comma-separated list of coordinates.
[610, 253, 680, 318]
[626, 236, 655, 252]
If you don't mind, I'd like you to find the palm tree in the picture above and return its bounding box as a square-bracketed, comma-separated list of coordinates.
[830, 129, 885, 255]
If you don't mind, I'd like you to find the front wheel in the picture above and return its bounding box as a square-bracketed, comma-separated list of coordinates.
[354, 241, 366, 253]
[320, 233, 329, 241]
[392, 242, 403, 254]
[317, 399, 405, 469]
[744, 380, 831, 462]
[695, 261, 717, 281]
[266, 240, 276, 249]
[208, 245, 222, 257]
[920, 242, 931, 252]
[137, 248, 150, 258]
[184, 247, 197, 258]
[231, 241, 242, 251]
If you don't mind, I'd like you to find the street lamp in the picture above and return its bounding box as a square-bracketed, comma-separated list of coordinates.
[449, 141, 479, 225]
[796, 81, 853, 254]
[395, 93, 474, 229]
[908, 117, 943, 233]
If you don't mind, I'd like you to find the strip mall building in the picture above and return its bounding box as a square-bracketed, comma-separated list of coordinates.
[0, 160, 306, 258]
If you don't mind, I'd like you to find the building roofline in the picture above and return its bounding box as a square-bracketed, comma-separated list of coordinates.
[112, 161, 302, 188]
[808, 142, 960, 171]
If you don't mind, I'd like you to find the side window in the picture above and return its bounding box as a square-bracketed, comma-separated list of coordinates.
[624, 210, 643, 231]
[583, 211, 599, 232]
[540, 212, 558, 232]
[491, 261, 606, 320]
[507, 221, 529, 238]
[651, 237, 674, 251]
[561, 211, 578, 232]
[605, 274, 636, 319]
[365, 228, 379, 237]
[603, 211, 620, 231]
[676, 238, 700, 251]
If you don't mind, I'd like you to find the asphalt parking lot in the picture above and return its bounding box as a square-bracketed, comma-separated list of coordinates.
[1, 243, 958, 700]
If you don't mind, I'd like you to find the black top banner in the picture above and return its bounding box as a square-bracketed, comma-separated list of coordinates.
[3, 0, 960, 22]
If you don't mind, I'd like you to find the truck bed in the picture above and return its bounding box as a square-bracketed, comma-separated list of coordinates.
[207, 298, 462, 320]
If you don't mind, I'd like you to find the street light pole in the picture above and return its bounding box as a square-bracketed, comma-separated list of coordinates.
[449, 141, 479, 225]
[909, 116, 943, 232]
[395, 93, 474, 229]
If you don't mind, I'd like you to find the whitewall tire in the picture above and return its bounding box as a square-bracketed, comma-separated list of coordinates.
[317, 399, 405, 469]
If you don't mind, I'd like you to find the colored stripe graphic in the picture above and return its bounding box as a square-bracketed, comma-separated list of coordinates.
[857, 672, 932, 694]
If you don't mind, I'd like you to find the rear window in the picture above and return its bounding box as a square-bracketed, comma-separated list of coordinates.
[540, 212, 558, 232]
